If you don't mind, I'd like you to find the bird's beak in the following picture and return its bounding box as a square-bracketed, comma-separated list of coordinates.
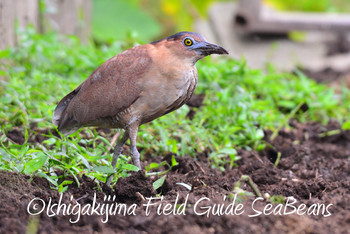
[192, 42, 229, 56]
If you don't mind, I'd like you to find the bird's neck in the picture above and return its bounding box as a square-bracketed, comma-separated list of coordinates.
[147, 44, 195, 77]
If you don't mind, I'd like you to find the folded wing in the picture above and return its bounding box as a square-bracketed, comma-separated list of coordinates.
[53, 46, 152, 135]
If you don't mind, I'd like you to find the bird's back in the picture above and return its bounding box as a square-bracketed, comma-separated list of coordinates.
[53, 45, 152, 135]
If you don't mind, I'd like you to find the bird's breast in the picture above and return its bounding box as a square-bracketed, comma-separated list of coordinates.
[130, 66, 198, 125]
[167, 68, 198, 111]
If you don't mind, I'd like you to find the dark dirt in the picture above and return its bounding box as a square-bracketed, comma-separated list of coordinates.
[1, 120, 349, 233]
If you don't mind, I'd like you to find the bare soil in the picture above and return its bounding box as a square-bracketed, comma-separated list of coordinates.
[1, 120, 349, 234]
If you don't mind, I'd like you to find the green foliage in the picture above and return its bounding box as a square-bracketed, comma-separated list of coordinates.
[265, 0, 332, 12]
[0, 30, 349, 187]
[265, 0, 350, 12]
[146, 155, 179, 177]
[92, 0, 161, 42]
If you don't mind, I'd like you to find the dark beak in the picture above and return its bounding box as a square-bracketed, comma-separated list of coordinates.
[192, 42, 229, 56]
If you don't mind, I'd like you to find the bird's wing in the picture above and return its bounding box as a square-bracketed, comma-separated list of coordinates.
[53, 45, 152, 133]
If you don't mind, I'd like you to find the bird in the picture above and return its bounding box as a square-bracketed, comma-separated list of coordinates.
[53, 31, 228, 185]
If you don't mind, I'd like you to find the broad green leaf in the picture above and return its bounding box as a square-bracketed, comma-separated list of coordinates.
[23, 153, 48, 174]
[37, 171, 58, 187]
[153, 175, 166, 191]
[91, 166, 115, 174]
[171, 155, 178, 167]
[219, 148, 237, 156]
[0, 148, 13, 162]
[121, 164, 139, 171]
[58, 180, 73, 193]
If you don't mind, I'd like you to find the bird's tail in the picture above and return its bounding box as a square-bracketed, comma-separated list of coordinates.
[53, 87, 81, 136]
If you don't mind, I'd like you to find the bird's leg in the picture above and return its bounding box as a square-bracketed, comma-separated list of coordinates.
[106, 130, 129, 186]
[127, 124, 141, 169]
[111, 131, 129, 169]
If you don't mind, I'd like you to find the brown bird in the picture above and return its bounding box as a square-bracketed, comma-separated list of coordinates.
[53, 31, 228, 185]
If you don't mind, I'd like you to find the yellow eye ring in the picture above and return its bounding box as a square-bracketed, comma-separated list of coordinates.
[184, 38, 193, 46]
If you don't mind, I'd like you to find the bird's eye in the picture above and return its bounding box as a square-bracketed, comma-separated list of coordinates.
[184, 38, 193, 46]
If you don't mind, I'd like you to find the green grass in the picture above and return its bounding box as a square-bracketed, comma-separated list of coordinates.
[1, 29, 349, 190]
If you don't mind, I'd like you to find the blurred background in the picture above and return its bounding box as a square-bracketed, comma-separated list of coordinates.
[1, 0, 350, 46]
[2, 0, 350, 73]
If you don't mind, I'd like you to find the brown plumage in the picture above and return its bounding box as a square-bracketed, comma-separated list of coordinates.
[53, 46, 151, 134]
[53, 31, 228, 185]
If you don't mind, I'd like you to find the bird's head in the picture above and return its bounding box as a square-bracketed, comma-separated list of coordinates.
[151, 31, 228, 65]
